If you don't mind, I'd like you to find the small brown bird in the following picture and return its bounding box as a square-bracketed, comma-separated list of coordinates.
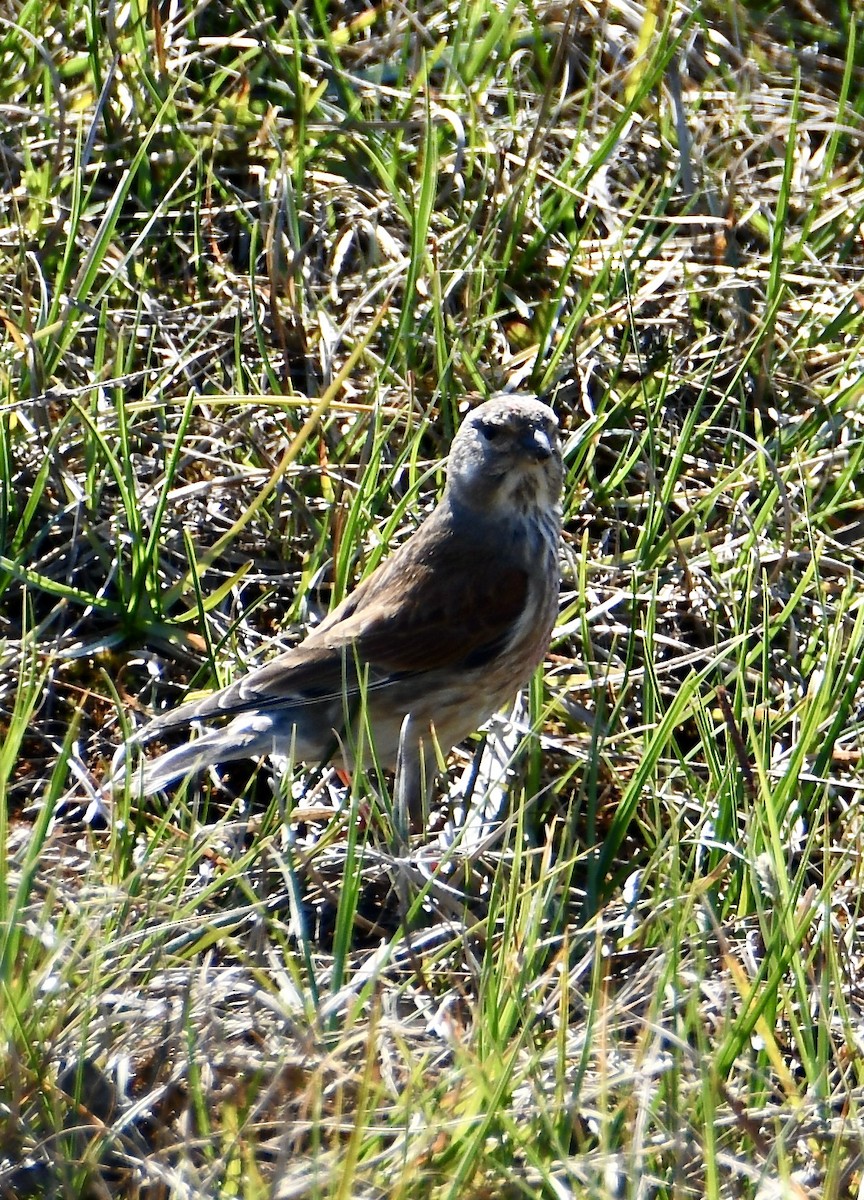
[120, 395, 563, 801]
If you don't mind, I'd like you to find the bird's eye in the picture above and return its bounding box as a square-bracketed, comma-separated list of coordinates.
[478, 422, 503, 441]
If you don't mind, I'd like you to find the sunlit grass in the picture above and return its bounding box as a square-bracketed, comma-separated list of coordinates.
[3, 0, 864, 1196]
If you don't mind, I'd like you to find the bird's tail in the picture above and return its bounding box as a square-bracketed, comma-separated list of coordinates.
[114, 720, 279, 797]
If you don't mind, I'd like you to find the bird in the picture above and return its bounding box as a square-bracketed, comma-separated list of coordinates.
[114, 394, 563, 809]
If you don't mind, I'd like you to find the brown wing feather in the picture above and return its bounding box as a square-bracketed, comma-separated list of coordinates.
[228, 525, 528, 700]
[330, 558, 527, 674]
[298, 505, 528, 674]
[139, 507, 529, 735]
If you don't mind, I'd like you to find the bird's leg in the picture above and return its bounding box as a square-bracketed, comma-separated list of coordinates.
[393, 714, 438, 837]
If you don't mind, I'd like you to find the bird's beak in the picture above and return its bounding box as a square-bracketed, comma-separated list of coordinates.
[522, 428, 554, 461]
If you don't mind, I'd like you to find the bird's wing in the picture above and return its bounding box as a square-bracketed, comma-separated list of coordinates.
[137, 524, 530, 735]
[213, 545, 529, 708]
[328, 554, 529, 673]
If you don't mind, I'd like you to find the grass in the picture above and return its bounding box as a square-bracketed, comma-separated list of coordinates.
[3, 0, 864, 1195]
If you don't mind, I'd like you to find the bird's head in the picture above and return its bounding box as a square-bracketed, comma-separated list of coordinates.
[445, 395, 563, 517]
